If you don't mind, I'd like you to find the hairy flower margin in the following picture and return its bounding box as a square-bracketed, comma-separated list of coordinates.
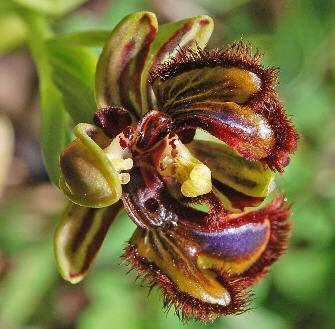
[54, 12, 298, 321]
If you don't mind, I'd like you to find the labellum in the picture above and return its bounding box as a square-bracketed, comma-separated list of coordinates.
[54, 11, 298, 322]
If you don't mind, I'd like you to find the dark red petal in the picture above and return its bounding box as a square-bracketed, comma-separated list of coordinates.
[151, 43, 298, 171]
[121, 163, 205, 228]
[93, 106, 133, 139]
[134, 111, 172, 150]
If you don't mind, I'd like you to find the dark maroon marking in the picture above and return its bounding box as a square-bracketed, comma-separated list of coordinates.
[70, 201, 123, 278]
[71, 208, 97, 253]
[177, 128, 196, 144]
[119, 137, 128, 149]
[123, 125, 135, 140]
[144, 198, 160, 213]
[212, 179, 264, 210]
[135, 111, 172, 150]
[93, 106, 132, 139]
[199, 19, 210, 26]
[121, 39, 136, 69]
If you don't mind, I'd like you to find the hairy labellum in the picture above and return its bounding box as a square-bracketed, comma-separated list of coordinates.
[151, 44, 298, 171]
[55, 11, 298, 322]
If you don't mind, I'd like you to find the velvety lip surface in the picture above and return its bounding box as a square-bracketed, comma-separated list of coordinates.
[191, 222, 269, 258]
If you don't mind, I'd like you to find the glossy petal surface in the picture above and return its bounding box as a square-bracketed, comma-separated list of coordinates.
[151, 45, 298, 171]
[124, 194, 290, 320]
[125, 228, 247, 321]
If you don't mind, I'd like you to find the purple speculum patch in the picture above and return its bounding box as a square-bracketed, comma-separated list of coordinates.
[191, 222, 269, 258]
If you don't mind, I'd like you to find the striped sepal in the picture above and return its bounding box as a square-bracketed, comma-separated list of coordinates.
[95, 11, 158, 118]
[54, 201, 122, 283]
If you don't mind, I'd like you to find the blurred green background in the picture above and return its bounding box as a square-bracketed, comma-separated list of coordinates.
[0, 0, 334, 328]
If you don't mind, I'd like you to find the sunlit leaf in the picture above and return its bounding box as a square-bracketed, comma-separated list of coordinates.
[0, 14, 27, 54]
[23, 12, 71, 186]
[48, 46, 98, 123]
[47, 30, 111, 48]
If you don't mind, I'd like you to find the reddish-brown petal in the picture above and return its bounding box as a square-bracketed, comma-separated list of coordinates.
[121, 163, 204, 228]
[151, 43, 298, 171]
[93, 106, 133, 139]
[134, 111, 172, 151]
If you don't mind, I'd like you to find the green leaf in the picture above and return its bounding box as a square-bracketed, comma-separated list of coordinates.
[22, 11, 71, 186]
[0, 243, 57, 326]
[95, 11, 158, 118]
[54, 202, 122, 284]
[77, 270, 140, 329]
[272, 250, 330, 305]
[140, 15, 214, 113]
[46, 30, 111, 48]
[11, 0, 86, 16]
[39, 78, 71, 185]
[48, 46, 98, 123]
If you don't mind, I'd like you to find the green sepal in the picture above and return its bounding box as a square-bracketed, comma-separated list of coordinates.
[95, 11, 158, 117]
[54, 202, 122, 284]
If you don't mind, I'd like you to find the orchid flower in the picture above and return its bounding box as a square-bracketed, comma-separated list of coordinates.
[54, 12, 298, 321]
